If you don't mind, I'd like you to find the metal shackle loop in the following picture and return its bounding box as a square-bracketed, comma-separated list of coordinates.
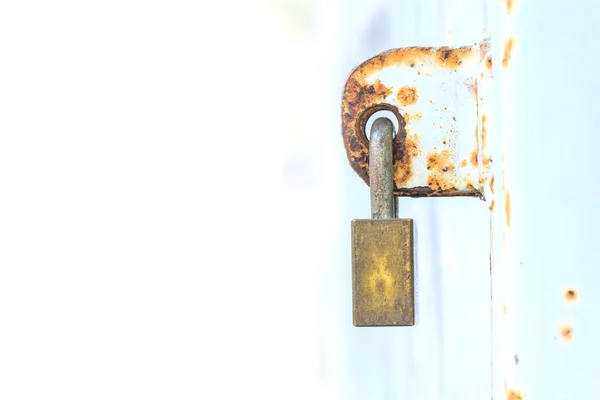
[369, 117, 395, 220]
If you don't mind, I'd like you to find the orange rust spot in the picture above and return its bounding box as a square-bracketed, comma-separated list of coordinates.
[471, 80, 478, 102]
[485, 57, 493, 70]
[342, 78, 391, 122]
[470, 150, 478, 167]
[427, 150, 455, 174]
[439, 125, 443, 129]
[483, 155, 491, 169]
[502, 37, 515, 68]
[506, 0, 514, 14]
[460, 160, 467, 168]
[564, 289, 578, 302]
[559, 324, 574, 342]
[392, 133, 421, 187]
[402, 112, 423, 125]
[489, 199, 495, 211]
[382, 47, 434, 70]
[481, 72, 484, 79]
[479, 176, 488, 184]
[482, 114, 488, 148]
[506, 388, 524, 400]
[429, 100, 434, 105]
[397, 86, 418, 106]
[490, 175, 496, 194]
[426, 150, 456, 191]
[505, 191, 511, 227]
[434, 46, 475, 70]
[474, 125, 480, 158]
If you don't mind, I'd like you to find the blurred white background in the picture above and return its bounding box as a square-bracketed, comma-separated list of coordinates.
[0, 1, 492, 399]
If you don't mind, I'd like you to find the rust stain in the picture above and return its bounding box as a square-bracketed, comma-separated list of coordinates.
[371, 80, 393, 100]
[470, 80, 478, 102]
[514, 354, 519, 365]
[383, 47, 434, 70]
[559, 323, 574, 342]
[470, 150, 478, 167]
[397, 86, 419, 106]
[505, 191, 512, 227]
[482, 113, 488, 148]
[502, 37, 515, 68]
[506, 0, 514, 14]
[564, 289, 578, 302]
[392, 132, 421, 187]
[427, 150, 455, 173]
[485, 56, 493, 70]
[434, 46, 475, 69]
[483, 155, 491, 169]
[489, 199, 495, 211]
[474, 125, 479, 157]
[402, 112, 423, 125]
[490, 175, 495, 194]
[460, 160, 467, 168]
[426, 150, 457, 191]
[506, 389, 524, 400]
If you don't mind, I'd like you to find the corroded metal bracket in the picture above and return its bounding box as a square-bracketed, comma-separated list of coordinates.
[342, 41, 493, 197]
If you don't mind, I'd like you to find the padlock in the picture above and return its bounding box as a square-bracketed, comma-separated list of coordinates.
[352, 117, 415, 327]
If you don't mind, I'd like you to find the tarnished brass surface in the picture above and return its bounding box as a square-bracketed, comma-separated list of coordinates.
[352, 219, 414, 326]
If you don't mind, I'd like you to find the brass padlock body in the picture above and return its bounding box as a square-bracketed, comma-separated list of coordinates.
[352, 219, 415, 326]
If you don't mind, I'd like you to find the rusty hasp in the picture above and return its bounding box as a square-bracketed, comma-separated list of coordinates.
[342, 41, 493, 197]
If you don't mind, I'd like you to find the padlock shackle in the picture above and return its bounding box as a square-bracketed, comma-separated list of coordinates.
[369, 117, 395, 219]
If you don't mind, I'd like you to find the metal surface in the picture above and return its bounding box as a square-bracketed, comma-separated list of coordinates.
[341, 42, 493, 198]
[369, 117, 395, 219]
[353, 118, 414, 327]
[487, 0, 600, 399]
[352, 219, 414, 326]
